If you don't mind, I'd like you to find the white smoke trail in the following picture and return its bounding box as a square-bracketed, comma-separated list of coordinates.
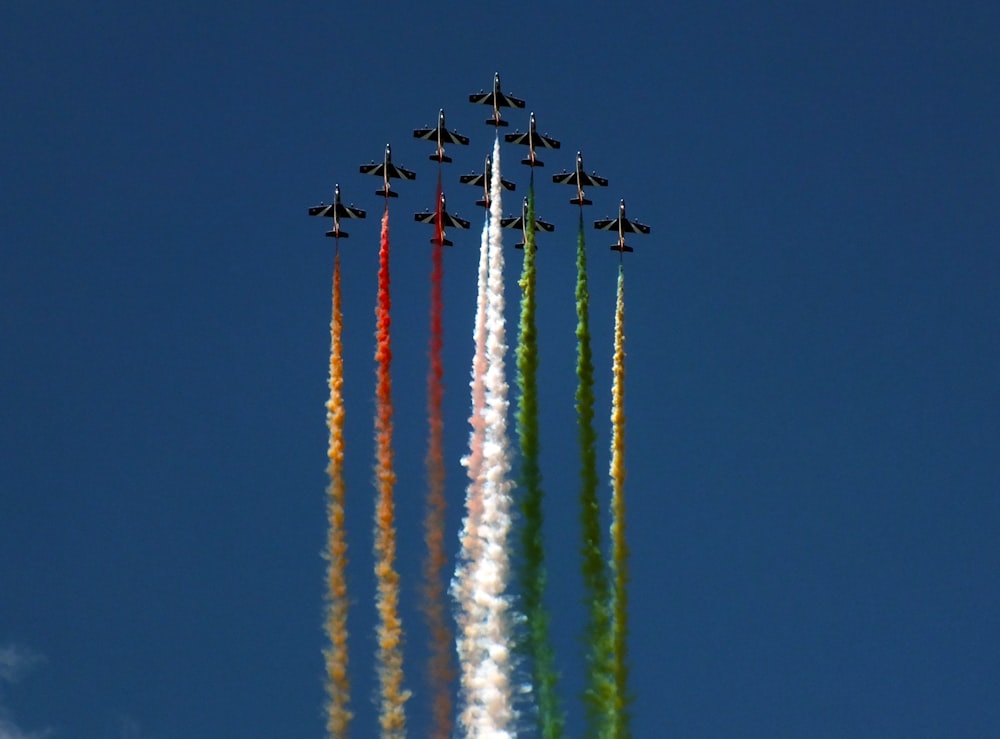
[455, 136, 518, 737]
[453, 208, 491, 732]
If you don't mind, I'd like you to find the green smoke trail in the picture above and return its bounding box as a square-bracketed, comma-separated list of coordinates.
[609, 263, 631, 738]
[575, 211, 616, 738]
[515, 176, 564, 738]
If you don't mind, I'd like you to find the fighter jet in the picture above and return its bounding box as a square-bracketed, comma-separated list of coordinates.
[414, 192, 471, 246]
[459, 154, 516, 208]
[500, 196, 555, 250]
[413, 109, 470, 163]
[594, 199, 651, 254]
[552, 151, 609, 206]
[469, 72, 526, 127]
[359, 144, 416, 198]
[504, 112, 561, 167]
[308, 184, 367, 239]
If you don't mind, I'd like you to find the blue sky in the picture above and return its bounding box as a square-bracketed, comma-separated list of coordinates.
[3, 2, 999, 736]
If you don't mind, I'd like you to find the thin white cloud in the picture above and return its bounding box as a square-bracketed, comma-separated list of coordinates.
[0, 644, 50, 739]
[0, 646, 44, 686]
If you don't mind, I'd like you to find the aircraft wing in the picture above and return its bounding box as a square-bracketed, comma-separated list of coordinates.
[551, 171, 579, 186]
[338, 203, 367, 220]
[308, 204, 334, 217]
[593, 217, 618, 231]
[460, 173, 516, 190]
[443, 213, 471, 229]
[535, 132, 561, 149]
[534, 218, 555, 232]
[623, 219, 651, 234]
[503, 130, 531, 146]
[469, 91, 525, 109]
[499, 216, 523, 229]
[579, 171, 609, 187]
[359, 162, 384, 176]
[386, 163, 417, 181]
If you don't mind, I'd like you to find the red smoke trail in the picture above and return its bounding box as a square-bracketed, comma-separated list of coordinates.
[373, 206, 409, 737]
[422, 171, 454, 738]
[324, 250, 352, 737]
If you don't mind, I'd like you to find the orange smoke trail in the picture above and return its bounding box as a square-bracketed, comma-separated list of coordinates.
[609, 264, 631, 738]
[422, 172, 454, 739]
[324, 250, 352, 737]
[373, 206, 409, 737]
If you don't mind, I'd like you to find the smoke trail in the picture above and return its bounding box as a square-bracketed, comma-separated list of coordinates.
[453, 211, 490, 733]
[422, 172, 454, 739]
[575, 211, 615, 738]
[373, 206, 409, 737]
[324, 250, 352, 737]
[515, 176, 564, 738]
[608, 263, 631, 738]
[458, 136, 518, 737]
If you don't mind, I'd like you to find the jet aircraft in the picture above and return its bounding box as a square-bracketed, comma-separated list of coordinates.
[308, 184, 366, 239]
[594, 199, 651, 253]
[469, 72, 526, 127]
[359, 144, 416, 198]
[551, 151, 609, 205]
[459, 154, 516, 208]
[504, 112, 561, 167]
[500, 196, 555, 249]
[413, 109, 470, 163]
[414, 192, 471, 246]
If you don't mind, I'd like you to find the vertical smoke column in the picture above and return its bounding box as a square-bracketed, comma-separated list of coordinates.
[608, 263, 631, 738]
[515, 176, 564, 737]
[324, 250, 352, 737]
[422, 172, 454, 739]
[576, 211, 614, 737]
[373, 206, 409, 737]
[453, 211, 490, 734]
[457, 136, 518, 737]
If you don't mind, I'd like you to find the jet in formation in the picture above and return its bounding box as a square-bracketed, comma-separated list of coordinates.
[413, 109, 470, 163]
[469, 72, 526, 127]
[504, 112, 561, 167]
[308, 184, 366, 239]
[459, 154, 516, 208]
[414, 192, 471, 246]
[360, 144, 416, 198]
[594, 199, 651, 254]
[501, 196, 555, 250]
[552, 151, 609, 205]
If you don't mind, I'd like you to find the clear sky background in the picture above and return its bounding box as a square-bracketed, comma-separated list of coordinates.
[3, 2, 999, 737]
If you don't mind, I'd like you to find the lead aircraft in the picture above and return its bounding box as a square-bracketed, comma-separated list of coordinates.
[469, 72, 526, 127]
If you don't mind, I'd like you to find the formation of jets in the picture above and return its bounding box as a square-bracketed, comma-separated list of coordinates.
[309, 72, 651, 255]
